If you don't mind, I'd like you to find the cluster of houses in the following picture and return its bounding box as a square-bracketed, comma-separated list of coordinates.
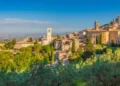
[14, 27, 84, 65]
[11, 15, 120, 65]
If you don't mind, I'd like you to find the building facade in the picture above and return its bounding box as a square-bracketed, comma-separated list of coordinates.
[86, 16, 120, 45]
[47, 28, 52, 43]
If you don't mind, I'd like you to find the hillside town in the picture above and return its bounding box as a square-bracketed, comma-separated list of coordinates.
[1, 15, 116, 65]
[1, 0, 120, 85]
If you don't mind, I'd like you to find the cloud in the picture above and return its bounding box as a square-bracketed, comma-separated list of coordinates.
[0, 18, 52, 25]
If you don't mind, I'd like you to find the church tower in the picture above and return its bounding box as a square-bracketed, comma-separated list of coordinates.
[47, 28, 52, 43]
[94, 21, 99, 30]
[118, 15, 120, 26]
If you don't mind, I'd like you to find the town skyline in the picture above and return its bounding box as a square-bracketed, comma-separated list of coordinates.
[0, 1, 120, 85]
[0, 0, 120, 33]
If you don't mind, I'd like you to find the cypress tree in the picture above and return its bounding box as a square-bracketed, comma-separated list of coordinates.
[51, 46, 54, 63]
[71, 39, 76, 53]
[34, 39, 38, 44]
[96, 36, 98, 44]
[29, 37, 33, 42]
[100, 34, 102, 44]
[82, 37, 95, 60]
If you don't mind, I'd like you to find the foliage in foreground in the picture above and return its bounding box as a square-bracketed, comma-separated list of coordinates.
[0, 44, 54, 73]
[0, 44, 120, 86]
[0, 51, 120, 86]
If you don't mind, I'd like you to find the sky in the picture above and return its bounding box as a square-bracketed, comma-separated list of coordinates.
[0, 0, 120, 34]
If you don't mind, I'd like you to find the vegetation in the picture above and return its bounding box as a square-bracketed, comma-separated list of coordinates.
[96, 34, 102, 44]
[95, 44, 106, 54]
[0, 47, 120, 86]
[100, 34, 102, 44]
[71, 39, 76, 53]
[82, 37, 95, 60]
[4, 39, 16, 49]
[0, 44, 56, 73]
[34, 39, 38, 44]
[29, 37, 33, 42]
[0, 39, 120, 86]
[69, 48, 83, 61]
[51, 46, 54, 63]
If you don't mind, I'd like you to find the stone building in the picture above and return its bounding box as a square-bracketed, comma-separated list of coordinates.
[14, 37, 34, 49]
[55, 51, 71, 65]
[14, 42, 34, 49]
[54, 38, 79, 52]
[78, 30, 87, 42]
[14, 28, 53, 49]
[39, 28, 57, 45]
[86, 15, 120, 45]
[47, 28, 52, 43]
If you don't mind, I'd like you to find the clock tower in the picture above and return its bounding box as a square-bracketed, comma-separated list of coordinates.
[47, 28, 52, 43]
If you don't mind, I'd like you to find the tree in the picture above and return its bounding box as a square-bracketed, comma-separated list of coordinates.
[50, 39, 56, 47]
[40, 45, 53, 63]
[34, 39, 38, 44]
[29, 37, 33, 42]
[96, 35, 99, 44]
[32, 44, 41, 53]
[96, 34, 102, 44]
[85, 37, 95, 52]
[4, 39, 16, 49]
[71, 39, 76, 53]
[51, 46, 54, 63]
[111, 40, 115, 47]
[82, 37, 95, 60]
[99, 34, 102, 44]
[12, 39, 16, 45]
[79, 61, 120, 86]
[4, 42, 14, 49]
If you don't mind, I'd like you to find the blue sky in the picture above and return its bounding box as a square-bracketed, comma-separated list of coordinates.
[0, 0, 120, 33]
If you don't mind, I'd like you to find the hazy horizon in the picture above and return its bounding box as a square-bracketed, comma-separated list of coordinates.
[0, 0, 120, 33]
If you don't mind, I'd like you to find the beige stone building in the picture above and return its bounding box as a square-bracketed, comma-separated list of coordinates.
[78, 30, 87, 42]
[39, 28, 58, 45]
[54, 38, 79, 52]
[54, 34, 80, 62]
[14, 42, 34, 49]
[39, 28, 52, 45]
[14, 37, 34, 49]
[86, 15, 120, 45]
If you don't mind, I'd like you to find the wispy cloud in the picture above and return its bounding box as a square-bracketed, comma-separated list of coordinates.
[0, 18, 52, 24]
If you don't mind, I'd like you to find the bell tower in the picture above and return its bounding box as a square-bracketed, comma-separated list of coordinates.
[47, 28, 52, 43]
[94, 21, 99, 30]
[118, 15, 120, 26]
